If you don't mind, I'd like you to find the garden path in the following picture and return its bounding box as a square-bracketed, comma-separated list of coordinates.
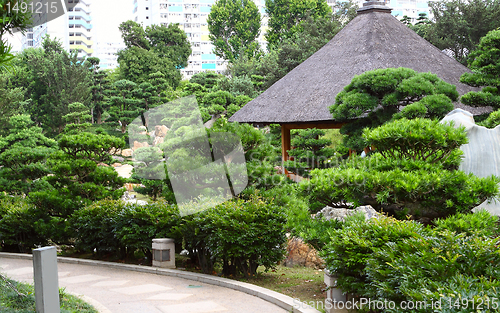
[0, 256, 290, 313]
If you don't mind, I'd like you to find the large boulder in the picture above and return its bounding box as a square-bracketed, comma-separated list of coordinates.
[441, 109, 500, 215]
[316, 205, 380, 222]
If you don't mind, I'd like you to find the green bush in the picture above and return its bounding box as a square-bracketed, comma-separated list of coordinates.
[322, 212, 500, 313]
[71, 199, 127, 255]
[321, 213, 428, 295]
[433, 209, 499, 237]
[71, 199, 180, 258]
[0, 197, 55, 252]
[176, 195, 287, 277]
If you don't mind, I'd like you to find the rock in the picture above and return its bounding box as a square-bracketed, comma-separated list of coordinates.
[316, 205, 379, 222]
[153, 136, 164, 146]
[97, 162, 109, 167]
[112, 163, 122, 167]
[283, 237, 324, 269]
[112, 156, 125, 162]
[155, 125, 169, 137]
[121, 149, 133, 157]
[133, 141, 149, 150]
[115, 164, 134, 179]
[441, 109, 500, 215]
[124, 183, 143, 192]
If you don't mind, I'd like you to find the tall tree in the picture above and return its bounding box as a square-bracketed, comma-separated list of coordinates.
[86, 57, 111, 124]
[0, 73, 26, 135]
[207, 0, 261, 62]
[106, 79, 143, 133]
[460, 29, 500, 110]
[118, 20, 191, 82]
[19, 36, 91, 133]
[227, 0, 357, 88]
[146, 23, 191, 68]
[265, 0, 331, 48]
[426, 0, 500, 64]
[117, 46, 181, 87]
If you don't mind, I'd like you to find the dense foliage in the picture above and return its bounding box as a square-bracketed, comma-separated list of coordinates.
[322, 211, 500, 312]
[330, 67, 458, 151]
[264, 0, 331, 48]
[425, 0, 500, 64]
[207, 0, 261, 62]
[175, 195, 287, 277]
[460, 29, 500, 111]
[0, 115, 57, 195]
[302, 118, 499, 221]
[284, 128, 335, 177]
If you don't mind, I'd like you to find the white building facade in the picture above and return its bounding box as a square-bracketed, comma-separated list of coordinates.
[93, 41, 126, 69]
[133, 0, 268, 79]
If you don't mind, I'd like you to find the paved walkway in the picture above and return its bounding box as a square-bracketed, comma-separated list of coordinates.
[0, 256, 291, 313]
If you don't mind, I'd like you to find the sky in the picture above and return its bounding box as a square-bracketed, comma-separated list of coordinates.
[91, 0, 134, 43]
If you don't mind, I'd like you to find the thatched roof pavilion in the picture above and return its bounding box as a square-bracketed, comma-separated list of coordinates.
[229, 0, 488, 160]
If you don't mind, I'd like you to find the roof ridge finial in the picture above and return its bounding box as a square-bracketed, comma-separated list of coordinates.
[357, 0, 392, 14]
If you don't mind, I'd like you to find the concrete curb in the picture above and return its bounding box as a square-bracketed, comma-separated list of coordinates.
[0, 252, 320, 313]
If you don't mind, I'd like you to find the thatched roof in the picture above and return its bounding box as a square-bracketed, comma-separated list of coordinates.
[229, 1, 489, 124]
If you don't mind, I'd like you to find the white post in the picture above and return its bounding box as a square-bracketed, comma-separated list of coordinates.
[33, 246, 60, 313]
[324, 270, 346, 313]
[152, 238, 175, 268]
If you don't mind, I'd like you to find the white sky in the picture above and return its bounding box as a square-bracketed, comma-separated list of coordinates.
[91, 0, 134, 43]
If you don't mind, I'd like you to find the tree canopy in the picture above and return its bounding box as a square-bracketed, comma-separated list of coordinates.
[207, 0, 261, 62]
[330, 67, 458, 151]
[265, 0, 331, 48]
[460, 29, 500, 110]
[118, 20, 191, 69]
[425, 0, 500, 64]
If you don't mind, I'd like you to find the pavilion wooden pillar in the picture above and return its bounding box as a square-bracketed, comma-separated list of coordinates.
[281, 124, 291, 162]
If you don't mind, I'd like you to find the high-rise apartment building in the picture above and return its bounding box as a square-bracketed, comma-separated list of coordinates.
[133, 0, 268, 79]
[94, 41, 126, 69]
[21, 13, 69, 50]
[16, 0, 93, 60]
[68, 0, 94, 59]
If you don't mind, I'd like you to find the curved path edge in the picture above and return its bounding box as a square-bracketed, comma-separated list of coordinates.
[0, 252, 320, 313]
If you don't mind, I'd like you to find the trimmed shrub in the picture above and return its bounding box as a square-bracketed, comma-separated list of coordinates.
[434, 209, 499, 237]
[71, 199, 180, 258]
[176, 195, 287, 277]
[0, 197, 58, 252]
[302, 118, 499, 221]
[322, 212, 500, 313]
[321, 213, 428, 295]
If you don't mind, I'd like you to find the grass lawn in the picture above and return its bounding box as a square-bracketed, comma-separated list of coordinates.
[0, 274, 97, 312]
[237, 265, 327, 313]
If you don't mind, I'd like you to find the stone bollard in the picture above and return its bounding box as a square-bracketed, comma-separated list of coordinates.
[33, 246, 60, 313]
[152, 238, 175, 268]
[324, 270, 346, 313]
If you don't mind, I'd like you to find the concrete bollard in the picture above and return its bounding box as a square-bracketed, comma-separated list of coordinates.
[324, 270, 346, 313]
[152, 238, 175, 268]
[33, 246, 60, 313]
